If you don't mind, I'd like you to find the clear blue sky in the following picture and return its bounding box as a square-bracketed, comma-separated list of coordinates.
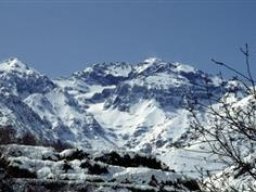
[0, 0, 256, 78]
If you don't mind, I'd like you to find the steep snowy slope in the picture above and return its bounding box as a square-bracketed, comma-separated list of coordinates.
[0, 58, 57, 146]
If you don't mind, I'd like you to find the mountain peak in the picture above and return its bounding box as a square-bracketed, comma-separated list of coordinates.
[143, 57, 163, 64]
[4, 57, 28, 68]
[0, 58, 55, 97]
[0, 57, 37, 75]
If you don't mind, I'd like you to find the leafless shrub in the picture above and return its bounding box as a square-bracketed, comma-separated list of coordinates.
[187, 44, 256, 192]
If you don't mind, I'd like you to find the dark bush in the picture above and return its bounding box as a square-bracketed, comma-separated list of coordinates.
[0, 179, 14, 192]
[88, 178, 105, 183]
[62, 161, 73, 173]
[88, 163, 108, 175]
[125, 186, 156, 192]
[0, 126, 16, 144]
[94, 151, 169, 170]
[80, 160, 91, 169]
[180, 179, 200, 191]
[18, 132, 38, 145]
[38, 181, 67, 191]
[163, 178, 200, 191]
[6, 165, 37, 178]
[80, 160, 108, 175]
[0, 156, 9, 169]
[148, 175, 158, 187]
[0, 126, 40, 146]
[62, 149, 90, 161]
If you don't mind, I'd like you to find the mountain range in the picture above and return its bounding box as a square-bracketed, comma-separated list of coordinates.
[0, 57, 250, 191]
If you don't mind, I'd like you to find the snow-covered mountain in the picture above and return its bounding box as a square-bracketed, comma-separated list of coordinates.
[0, 58, 221, 146]
[0, 57, 249, 191]
[0, 57, 243, 158]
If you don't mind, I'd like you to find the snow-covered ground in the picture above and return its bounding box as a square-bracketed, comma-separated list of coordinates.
[0, 144, 199, 191]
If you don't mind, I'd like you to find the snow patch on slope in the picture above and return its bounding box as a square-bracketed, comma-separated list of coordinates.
[88, 99, 165, 133]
